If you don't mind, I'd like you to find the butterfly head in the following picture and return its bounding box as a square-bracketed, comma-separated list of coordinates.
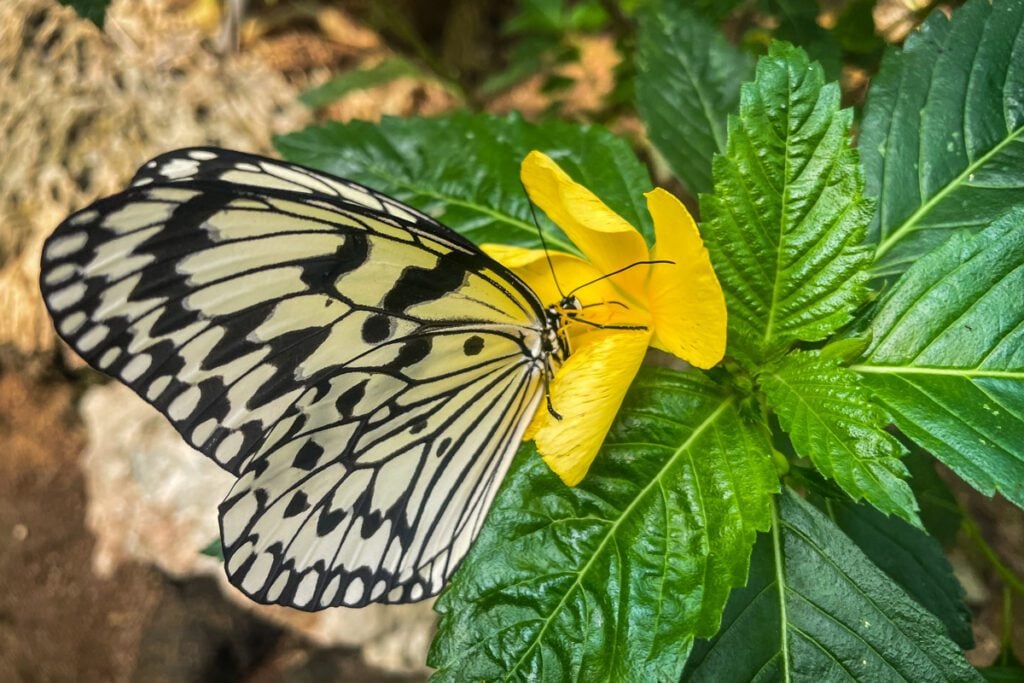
[542, 295, 579, 365]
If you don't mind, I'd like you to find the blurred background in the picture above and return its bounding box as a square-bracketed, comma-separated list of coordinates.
[0, 0, 1019, 681]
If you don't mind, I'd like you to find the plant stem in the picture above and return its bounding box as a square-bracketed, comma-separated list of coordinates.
[1000, 586, 1013, 665]
[960, 512, 1024, 598]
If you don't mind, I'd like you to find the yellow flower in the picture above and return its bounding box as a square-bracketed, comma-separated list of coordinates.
[483, 151, 727, 486]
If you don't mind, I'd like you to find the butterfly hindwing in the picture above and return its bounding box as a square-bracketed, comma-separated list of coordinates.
[40, 149, 554, 608]
[221, 326, 544, 607]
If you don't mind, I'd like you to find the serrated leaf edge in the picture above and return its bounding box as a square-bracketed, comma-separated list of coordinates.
[501, 397, 736, 677]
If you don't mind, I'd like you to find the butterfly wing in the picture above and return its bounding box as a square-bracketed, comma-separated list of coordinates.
[131, 147, 465, 246]
[40, 149, 552, 608]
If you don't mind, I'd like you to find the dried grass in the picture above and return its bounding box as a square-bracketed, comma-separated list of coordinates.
[0, 0, 309, 355]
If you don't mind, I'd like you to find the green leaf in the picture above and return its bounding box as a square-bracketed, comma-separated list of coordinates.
[429, 369, 777, 680]
[199, 538, 223, 560]
[566, 1, 610, 31]
[826, 499, 974, 649]
[833, 0, 886, 61]
[853, 209, 1024, 508]
[980, 659, 1024, 682]
[683, 489, 981, 682]
[701, 43, 873, 367]
[860, 0, 1024, 279]
[274, 113, 655, 252]
[57, 0, 110, 27]
[904, 448, 963, 546]
[635, 5, 754, 194]
[298, 58, 422, 109]
[504, 0, 567, 35]
[689, 0, 747, 22]
[762, 350, 918, 524]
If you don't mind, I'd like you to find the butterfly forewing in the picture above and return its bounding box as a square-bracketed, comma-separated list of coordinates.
[40, 148, 555, 609]
[131, 147, 465, 247]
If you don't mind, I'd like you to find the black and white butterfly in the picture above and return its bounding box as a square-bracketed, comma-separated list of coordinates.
[40, 148, 572, 610]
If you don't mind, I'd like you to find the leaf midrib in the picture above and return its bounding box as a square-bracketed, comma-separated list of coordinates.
[766, 369, 892, 500]
[874, 122, 1024, 260]
[762, 72, 796, 350]
[770, 500, 792, 682]
[852, 364, 1024, 380]
[503, 397, 734, 680]
[782, 518, 953, 679]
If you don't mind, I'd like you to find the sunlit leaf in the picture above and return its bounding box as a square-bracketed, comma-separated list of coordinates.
[430, 369, 777, 680]
[701, 43, 872, 367]
[854, 209, 1024, 509]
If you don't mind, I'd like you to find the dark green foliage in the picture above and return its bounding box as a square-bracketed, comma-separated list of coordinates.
[860, 0, 1024, 280]
[276, 113, 656, 252]
[264, 1, 1024, 676]
[683, 491, 981, 681]
[57, 0, 110, 27]
[635, 5, 753, 194]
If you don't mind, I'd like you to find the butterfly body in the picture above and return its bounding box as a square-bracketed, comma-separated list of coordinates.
[40, 148, 567, 609]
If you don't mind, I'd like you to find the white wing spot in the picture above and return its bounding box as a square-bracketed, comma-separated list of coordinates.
[260, 161, 336, 195]
[343, 577, 365, 606]
[45, 232, 88, 259]
[103, 200, 176, 233]
[188, 150, 218, 161]
[98, 347, 120, 369]
[336, 183, 382, 210]
[266, 572, 289, 602]
[77, 324, 110, 352]
[146, 375, 172, 401]
[322, 575, 342, 607]
[69, 210, 99, 227]
[242, 553, 274, 594]
[226, 540, 255, 574]
[146, 187, 202, 203]
[121, 353, 152, 381]
[294, 572, 319, 607]
[409, 583, 424, 601]
[43, 264, 77, 286]
[370, 580, 388, 601]
[387, 586, 405, 601]
[58, 311, 87, 336]
[160, 158, 200, 179]
[215, 431, 246, 465]
[133, 177, 154, 187]
[168, 385, 202, 421]
[383, 200, 419, 222]
[191, 418, 218, 445]
[222, 169, 308, 192]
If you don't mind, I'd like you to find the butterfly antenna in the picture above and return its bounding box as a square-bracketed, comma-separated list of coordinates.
[522, 181, 566, 299]
[581, 300, 629, 310]
[565, 259, 675, 298]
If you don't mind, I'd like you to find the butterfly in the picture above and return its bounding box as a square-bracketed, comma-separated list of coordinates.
[39, 148, 576, 610]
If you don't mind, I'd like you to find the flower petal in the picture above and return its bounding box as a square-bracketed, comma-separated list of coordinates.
[531, 330, 650, 486]
[521, 151, 650, 299]
[644, 188, 727, 369]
